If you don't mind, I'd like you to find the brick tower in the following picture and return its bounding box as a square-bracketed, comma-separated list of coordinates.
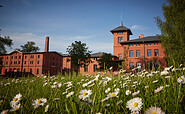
[110, 13, 132, 59]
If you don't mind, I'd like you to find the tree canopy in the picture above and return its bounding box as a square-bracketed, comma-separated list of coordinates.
[0, 36, 13, 54]
[155, 0, 185, 66]
[98, 52, 115, 70]
[16, 41, 40, 52]
[66, 41, 92, 71]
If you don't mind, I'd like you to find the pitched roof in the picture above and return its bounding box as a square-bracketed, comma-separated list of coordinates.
[1, 50, 63, 57]
[110, 25, 133, 35]
[120, 36, 159, 44]
[61, 52, 115, 58]
[90, 52, 104, 57]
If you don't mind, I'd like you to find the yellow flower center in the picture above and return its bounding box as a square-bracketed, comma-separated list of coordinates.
[116, 90, 119, 92]
[68, 93, 71, 96]
[83, 92, 87, 96]
[37, 100, 42, 104]
[15, 107, 18, 110]
[152, 112, 157, 114]
[158, 88, 161, 90]
[179, 78, 182, 80]
[111, 93, 115, 96]
[14, 98, 18, 102]
[134, 103, 138, 107]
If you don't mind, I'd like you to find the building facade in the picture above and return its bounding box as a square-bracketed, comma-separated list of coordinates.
[0, 37, 63, 77]
[111, 24, 166, 72]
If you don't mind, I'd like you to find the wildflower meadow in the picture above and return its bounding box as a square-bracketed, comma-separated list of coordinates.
[0, 65, 185, 114]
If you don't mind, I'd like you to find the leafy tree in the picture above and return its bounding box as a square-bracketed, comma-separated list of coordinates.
[66, 41, 92, 72]
[98, 53, 115, 70]
[0, 36, 13, 54]
[155, 0, 185, 66]
[16, 41, 40, 52]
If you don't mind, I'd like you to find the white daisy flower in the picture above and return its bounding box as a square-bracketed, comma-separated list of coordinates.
[11, 93, 22, 104]
[57, 83, 62, 88]
[152, 80, 158, 83]
[161, 70, 169, 75]
[10, 102, 21, 112]
[107, 92, 119, 98]
[53, 82, 58, 85]
[114, 88, 120, 93]
[82, 83, 88, 87]
[32, 98, 47, 109]
[181, 76, 185, 84]
[79, 89, 92, 100]
[45, 105, 49, 112]
[66, 91, 74, 98]
[51, 85, 56, 88]
[103, 77, 112, 82]
[154, 86, 164, 93]
[178, 76, 185, 84]
[145, 86, 149, 89]
[105, 88, 111, 93]
[144, 106, 165, 114]
[122, 83, 127, 88]
[165, 76, 170, 79]
[53, 98, 60, 101]
[126, 90, 131, 95]
[177, 77, 183, 83]
[132, 90, 140, 96]
[66, 81, 72, 87]
[165, 84, 170, 87]
[43, 82, 47, 86]
[126, 97, 143, 112]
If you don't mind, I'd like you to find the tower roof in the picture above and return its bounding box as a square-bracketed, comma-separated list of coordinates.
[110, 25, 133, 35]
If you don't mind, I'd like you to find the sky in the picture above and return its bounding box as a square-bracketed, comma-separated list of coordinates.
[0, 0, 166, 54]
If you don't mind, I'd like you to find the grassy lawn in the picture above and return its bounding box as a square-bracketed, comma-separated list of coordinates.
[0, 68, 185, 113]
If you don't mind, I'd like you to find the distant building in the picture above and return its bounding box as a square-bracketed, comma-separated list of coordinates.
[0, 37, 63, 77]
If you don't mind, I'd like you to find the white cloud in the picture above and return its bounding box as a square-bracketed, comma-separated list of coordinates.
[6, 32, 113, 54]
[8, 33, 44, 52]
[131, 25, 147, 30]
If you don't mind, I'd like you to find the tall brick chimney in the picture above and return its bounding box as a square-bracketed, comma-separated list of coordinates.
[45, 36, 49, 52]
[139, 34, 144, 38]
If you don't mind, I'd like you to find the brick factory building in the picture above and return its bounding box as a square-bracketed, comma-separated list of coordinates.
[111, 22, 166, 72]
[0, 20, 167, 76]
[0, 37, 63, 77]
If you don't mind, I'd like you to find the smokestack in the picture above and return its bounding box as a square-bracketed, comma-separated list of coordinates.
[139, 34, 144, 38]
[45, 36, 49, 52]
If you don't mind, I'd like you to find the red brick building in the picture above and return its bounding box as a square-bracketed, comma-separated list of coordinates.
[111, 24, 166, 72]
[0, 37, 63, 77]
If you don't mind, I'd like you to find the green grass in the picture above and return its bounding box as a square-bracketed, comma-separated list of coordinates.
[0, 70, 185, 113]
